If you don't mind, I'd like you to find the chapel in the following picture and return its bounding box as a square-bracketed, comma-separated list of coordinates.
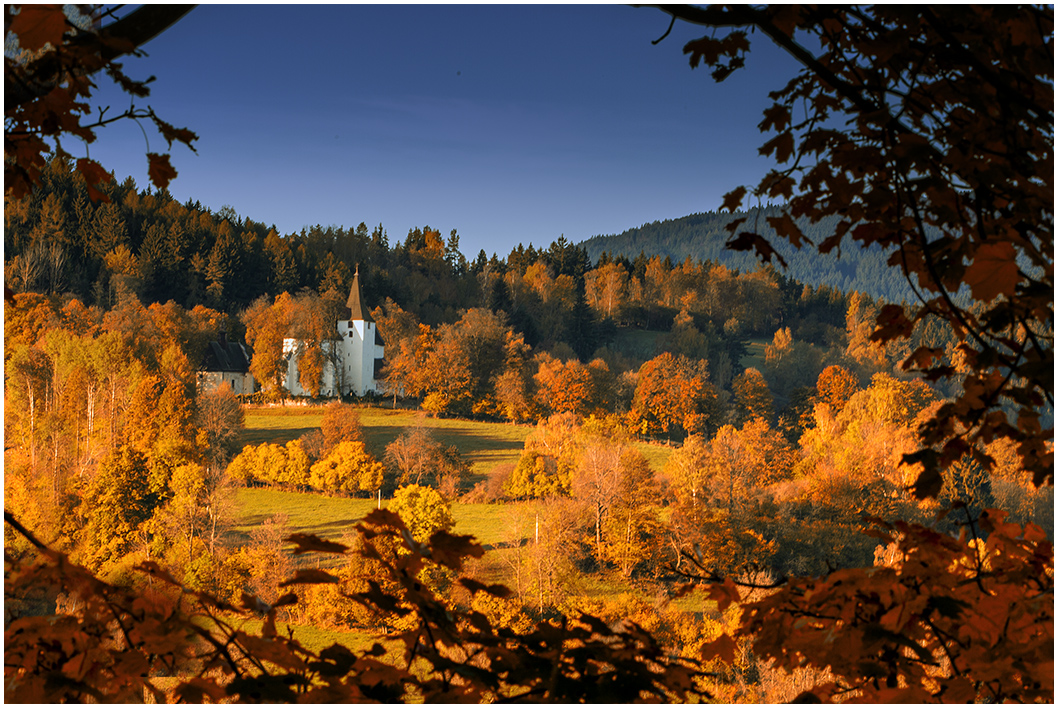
[282, 269, 385, 397]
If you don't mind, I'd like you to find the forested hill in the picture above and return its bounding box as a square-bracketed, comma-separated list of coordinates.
[581, 206, 916, 303]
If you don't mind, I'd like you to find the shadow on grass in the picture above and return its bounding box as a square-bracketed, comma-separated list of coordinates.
[362, 422, 525, 461]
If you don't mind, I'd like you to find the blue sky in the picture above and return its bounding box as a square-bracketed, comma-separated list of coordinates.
[86, 4, 800, 257]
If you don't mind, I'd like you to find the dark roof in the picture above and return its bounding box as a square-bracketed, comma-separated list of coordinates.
[346, 269, 374, 322]
[200, 338, 252, 373]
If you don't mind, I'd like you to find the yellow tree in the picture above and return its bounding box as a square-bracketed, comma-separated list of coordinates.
[390, 484, 454, 545]
[600, 448, 663, 577]
[584, 261, 627, 319]
[570, 437, 622, 560]
[309, 441, 385, 496]
[505, 413, 583, 499]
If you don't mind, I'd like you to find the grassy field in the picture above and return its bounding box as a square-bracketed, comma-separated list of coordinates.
[232, 488, 519, 548]
[740, 338, 770, 371]
[239, 405, 531, 477]
[233, 404, 676, 595]
[240, 403, 673, 475]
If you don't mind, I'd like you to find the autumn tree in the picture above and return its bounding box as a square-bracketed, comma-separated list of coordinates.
[285, 290, 340, 397]
[813, 364, 860, 413]
[383, 419, 470, 497]
[664, 434, 711, 508]
[504, 413, 582, 499]
[584, 261, 627, 319]
[195, 382, 244, 473]
[372, 298, 422, 404]
[629, 352, 718, 440]
[533, 352, 598, 417]
[309, 441, 385, 496]
[599, 448, 663, 578]
[241, 293, 293, 398]
[493, 330, 538, 423]
[570, 438, 622, 560]
[78, 446, 159, 572]
[731, 367, 774, 425]
[390, 484, 454, 545]
[320, 401, 364, 449]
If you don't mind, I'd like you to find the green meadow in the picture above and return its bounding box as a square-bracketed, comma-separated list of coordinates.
[233, 403, 675, 587]
[232, 488, 516, 550]
[239, 404, 531, 476]
[740, 338, 770, 371]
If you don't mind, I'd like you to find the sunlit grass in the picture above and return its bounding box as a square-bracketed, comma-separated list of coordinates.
[741, 338, 770, 371]
[239, 404, 530, 476]
[233, 488, 523, 564]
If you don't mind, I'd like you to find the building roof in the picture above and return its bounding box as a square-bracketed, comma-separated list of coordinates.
[346, 267, 374, 323]
[200, 333, 252, 373]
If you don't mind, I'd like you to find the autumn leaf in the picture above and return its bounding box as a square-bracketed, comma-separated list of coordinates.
[427, 530, 484, 570]
[901, 346, 945, 372]
[963, 241, 1020, 302]
[705, 577, 742, 612]
[285, 533, 349, 555]
[871, 303, 915, 342]
[766, 212, 809, 248]
[700, 633, 737, 664]
[683, 35, 727, 69]
[146, 152, 178, 190]
[720, 186, 747, 212]
[758, 131, 795, 162]
[726, 231, 788, 268]
[150, 113, 199, 150]
[75, 157, 112, 203]
[459, 578, 512, 598]
[8, 5, 67, 52]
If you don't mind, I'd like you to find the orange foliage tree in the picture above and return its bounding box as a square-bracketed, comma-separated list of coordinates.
[629, 352, 718, 439]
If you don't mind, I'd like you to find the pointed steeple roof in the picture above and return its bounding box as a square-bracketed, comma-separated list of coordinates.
[346, 266, 373, 322]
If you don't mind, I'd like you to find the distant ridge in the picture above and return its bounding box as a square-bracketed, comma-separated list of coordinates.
[580, 206, 915, 303]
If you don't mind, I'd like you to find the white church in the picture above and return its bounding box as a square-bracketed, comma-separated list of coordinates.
[282, 269, 385, 397]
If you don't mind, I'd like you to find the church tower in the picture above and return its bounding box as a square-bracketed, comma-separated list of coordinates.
[336, 267, 385, 396]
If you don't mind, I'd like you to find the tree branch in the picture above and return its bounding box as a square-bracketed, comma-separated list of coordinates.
[5, 5, 196, 111]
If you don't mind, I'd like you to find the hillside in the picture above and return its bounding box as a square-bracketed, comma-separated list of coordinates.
[580, 206, 916, 303]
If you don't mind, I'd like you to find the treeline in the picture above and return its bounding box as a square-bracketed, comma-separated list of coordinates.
[5, 158, 904, 354]
[581, 206, 919, 303]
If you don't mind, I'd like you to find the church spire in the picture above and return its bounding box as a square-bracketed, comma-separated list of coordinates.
[346, 265, 373, 322]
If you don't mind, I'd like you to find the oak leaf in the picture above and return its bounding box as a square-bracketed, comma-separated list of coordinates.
[285, 532, 349, 555]
[963, 241, 1019, 302]
[146, 152, 177, 190]
[8, 5, 67, 52]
